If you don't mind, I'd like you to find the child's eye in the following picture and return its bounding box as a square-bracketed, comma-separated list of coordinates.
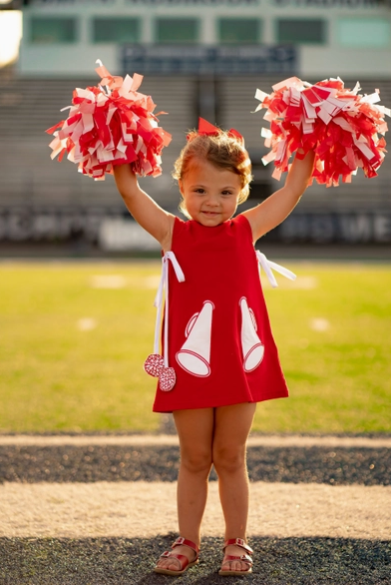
[222, 191, 233, 196]
[195, 188, 205, 194]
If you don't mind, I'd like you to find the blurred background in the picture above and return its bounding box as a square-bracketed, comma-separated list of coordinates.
[0, 1, 390, 435]
[0, 0, 390, 257]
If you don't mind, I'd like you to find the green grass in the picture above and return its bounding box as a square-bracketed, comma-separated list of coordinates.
[0, 261, 390, 434]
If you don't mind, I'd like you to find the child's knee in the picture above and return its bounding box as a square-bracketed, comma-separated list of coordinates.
[180, 448, 212, 475]
[213, 444, 246, 474]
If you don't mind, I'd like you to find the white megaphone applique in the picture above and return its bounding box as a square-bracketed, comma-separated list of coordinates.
[176, 300, 214, 377]
[240, 297, 264, 372]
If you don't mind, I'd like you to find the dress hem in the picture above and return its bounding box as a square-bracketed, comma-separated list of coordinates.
[153, 392, 289, 413]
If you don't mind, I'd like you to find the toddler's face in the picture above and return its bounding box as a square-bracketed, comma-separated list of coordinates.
[179, 158, 241, 227]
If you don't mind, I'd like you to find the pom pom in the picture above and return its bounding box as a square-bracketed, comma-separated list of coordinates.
[46, 60, 172, 180]
[254, 76, 390, 187]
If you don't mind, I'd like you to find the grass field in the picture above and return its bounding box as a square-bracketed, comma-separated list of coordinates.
[0, 261, 390, 434]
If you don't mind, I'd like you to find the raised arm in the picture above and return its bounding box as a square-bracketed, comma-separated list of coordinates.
[242, 150, 315, 242]
[113, 164, 175, 251]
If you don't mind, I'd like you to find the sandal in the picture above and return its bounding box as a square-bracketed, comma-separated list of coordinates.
[154, 536, 200, 576]
[219, 537, 253, 576]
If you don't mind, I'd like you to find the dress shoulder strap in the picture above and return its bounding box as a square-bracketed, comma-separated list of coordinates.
[232, 213, 254, 242]
[171, 216, 191, 250]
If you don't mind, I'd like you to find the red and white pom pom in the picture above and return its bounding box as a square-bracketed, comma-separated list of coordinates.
[46, 60, 172, 180]
[254, 76, 390, 187]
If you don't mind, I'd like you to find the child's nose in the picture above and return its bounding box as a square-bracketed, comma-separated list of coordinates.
[206, 194, 219, 206]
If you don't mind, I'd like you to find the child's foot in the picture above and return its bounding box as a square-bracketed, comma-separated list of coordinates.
[154, 537, 199, 575]
[219, 538, 253, 576]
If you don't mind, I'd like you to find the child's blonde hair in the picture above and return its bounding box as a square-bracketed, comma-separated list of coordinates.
[173, 128, 253, 216]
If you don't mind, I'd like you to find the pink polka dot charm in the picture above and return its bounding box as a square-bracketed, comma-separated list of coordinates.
[144, 354, 176, 391]
[159, 367, 176, 392]
[144, 354, 164, 377]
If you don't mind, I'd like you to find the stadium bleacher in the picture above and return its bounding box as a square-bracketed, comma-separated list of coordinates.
[0, 72, 390, 246]
[1, 74, 390, 210]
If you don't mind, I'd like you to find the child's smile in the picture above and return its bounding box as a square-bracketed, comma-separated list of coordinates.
[179, 159, 242, 226]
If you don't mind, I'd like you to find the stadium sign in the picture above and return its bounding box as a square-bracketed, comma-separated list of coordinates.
[122, 45, 297, 75]
[0, 208, 121, 244]
[125, 0, 259, 3]
[0, 208, 390, 244]
[32, 0, 258, 3]
[31, 0, 382, 4]
[273, 0, 382, 6]
[32, 0, 115, 4]
[279, 213, 391, 243]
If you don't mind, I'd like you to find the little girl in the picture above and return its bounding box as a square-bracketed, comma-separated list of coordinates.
[114, 121, 314, 576]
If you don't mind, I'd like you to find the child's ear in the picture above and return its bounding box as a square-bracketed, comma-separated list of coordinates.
[178, 178, 184, 195]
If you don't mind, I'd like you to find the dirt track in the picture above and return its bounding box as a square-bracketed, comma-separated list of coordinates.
[1, 480, 390, 540]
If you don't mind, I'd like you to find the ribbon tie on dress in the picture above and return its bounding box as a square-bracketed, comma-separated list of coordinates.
[256, 250, 296, 288]
[144, 251, 185, 391]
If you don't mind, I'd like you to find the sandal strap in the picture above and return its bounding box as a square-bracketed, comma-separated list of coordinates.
[222, 554, 253, 567]
[171, 536, 199, 555]
[223, 538, 253, 555]
[223, 555, 253, 567]
[160, 551, 189, 569]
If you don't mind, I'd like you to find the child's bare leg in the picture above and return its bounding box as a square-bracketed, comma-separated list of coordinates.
[155, 407, 214, 572]
[213, 402, 256, 573]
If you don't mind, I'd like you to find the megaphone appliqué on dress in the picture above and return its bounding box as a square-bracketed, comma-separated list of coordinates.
[176, 297, 266, 378]
[176, 301, 215, 377]
[239, 297, 265, 373]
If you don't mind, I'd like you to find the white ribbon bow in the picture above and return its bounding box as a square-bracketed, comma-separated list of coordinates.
[256, 250, 296, 288]
[153, 252, 185, 366]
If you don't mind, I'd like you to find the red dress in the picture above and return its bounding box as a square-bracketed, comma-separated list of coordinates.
[152, 214, 289, 412]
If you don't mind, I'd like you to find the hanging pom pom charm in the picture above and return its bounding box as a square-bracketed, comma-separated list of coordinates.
[144, 354, 165, 377]
[159, 367, 176, 392]
[254, 77, 390, 187]
[46, 60, 172, 180]
[143, 252, 185, 394]
[144, 354, 176, 392]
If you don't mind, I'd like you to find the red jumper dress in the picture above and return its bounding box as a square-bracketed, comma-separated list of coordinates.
[152, 214, 289, 413]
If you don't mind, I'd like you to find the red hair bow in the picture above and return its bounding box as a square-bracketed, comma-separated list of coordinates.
[188, 117, 244, 143]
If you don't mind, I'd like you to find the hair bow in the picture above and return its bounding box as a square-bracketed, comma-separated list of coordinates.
[187, 117, 244, 143]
